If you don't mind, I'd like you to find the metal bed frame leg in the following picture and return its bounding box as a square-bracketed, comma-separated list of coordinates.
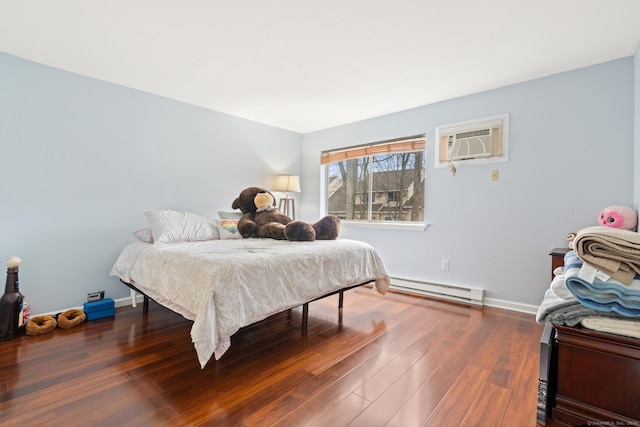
[302, 303, 309, 333]
[122, 281, 150, 313]
[301, 290, 346, 333]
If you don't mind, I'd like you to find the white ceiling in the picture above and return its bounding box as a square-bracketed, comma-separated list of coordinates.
[1, 1, 640, 133]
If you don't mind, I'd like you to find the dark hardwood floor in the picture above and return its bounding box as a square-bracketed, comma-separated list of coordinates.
[0, 288, 564, 426]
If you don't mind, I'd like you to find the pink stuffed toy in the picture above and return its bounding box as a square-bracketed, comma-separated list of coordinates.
[598, 205, 638, 230]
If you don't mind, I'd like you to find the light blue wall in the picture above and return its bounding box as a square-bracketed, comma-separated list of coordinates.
[302, 58, 635, 307]
[0, 53, 303, 314]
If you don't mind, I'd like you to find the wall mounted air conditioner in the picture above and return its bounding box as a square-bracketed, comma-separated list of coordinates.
[435, 113, 509, 166]
[447, 127, 493, 160]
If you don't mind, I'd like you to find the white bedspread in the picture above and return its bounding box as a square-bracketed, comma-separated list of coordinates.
[110, 238, 389, 368]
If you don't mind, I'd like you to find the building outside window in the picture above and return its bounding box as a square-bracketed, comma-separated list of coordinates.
[322, 135, 426, 223]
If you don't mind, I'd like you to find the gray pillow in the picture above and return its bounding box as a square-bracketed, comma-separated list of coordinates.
[217, 211, 243, 220]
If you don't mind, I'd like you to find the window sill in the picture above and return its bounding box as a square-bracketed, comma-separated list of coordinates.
[340, 221, 428, 231]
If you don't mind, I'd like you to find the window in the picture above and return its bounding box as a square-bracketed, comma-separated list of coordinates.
[322, 135, 426, 224]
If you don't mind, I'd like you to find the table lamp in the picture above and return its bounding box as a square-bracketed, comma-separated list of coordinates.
[274, 174, 300, 219]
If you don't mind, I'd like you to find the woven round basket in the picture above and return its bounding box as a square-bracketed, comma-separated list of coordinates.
[26, 315, 57, 336]
[57, 309, 86, 329]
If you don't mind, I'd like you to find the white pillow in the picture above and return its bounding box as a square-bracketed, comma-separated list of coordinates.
[144, 210, 220, 244]
[133, 228, 154, 243]
[215, 218, 242, 240]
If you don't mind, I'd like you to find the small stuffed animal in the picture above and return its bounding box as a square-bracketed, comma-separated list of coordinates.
[566, 232, 576, 249]
[598, 205, 638, 231]
[231, 186, 341, 241]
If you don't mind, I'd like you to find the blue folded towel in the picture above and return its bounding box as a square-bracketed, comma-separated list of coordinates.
[564, 251, 640, 317]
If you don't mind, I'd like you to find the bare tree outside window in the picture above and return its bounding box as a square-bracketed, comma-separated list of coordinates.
[325, 137, 425, 223]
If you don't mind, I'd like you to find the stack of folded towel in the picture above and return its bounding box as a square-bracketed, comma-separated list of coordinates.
[536, 226, 640, 339]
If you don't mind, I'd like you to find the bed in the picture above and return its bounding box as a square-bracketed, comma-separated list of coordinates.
[110, 237, 390, 368]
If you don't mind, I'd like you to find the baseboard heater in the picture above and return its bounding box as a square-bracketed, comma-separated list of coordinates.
[390, 276, 485, 306]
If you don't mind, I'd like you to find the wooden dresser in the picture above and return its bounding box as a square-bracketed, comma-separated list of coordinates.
[538, 248, 640, 425]
[551, 325, 640, 425]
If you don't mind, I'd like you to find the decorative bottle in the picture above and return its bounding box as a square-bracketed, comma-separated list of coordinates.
[0, 256, 24, 341]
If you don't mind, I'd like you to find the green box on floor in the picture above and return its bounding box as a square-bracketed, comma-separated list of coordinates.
[83, 298, 115, 320]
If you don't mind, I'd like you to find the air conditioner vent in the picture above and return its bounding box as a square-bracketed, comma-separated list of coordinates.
[435, 114, 509, 165]
[446, 127, 493, 160]
[455, 129, 490, 139]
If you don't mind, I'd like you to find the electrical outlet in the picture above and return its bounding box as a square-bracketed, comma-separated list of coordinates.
[490, 170, 499, 181]
[441, 259, 450, 271]
[87, 291, 105, 302]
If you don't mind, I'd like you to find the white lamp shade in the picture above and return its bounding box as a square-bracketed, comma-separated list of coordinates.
[274, 174, 300, 193]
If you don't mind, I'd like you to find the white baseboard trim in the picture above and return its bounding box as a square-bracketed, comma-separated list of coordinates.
[32, 294, 145, 318]
[484, 297, 538, 315]
[388, 287, 538, 315]
[114, 294, 146, 307]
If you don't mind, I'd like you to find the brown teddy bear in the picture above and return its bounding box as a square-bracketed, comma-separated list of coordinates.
[231, 186, 341, 241]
